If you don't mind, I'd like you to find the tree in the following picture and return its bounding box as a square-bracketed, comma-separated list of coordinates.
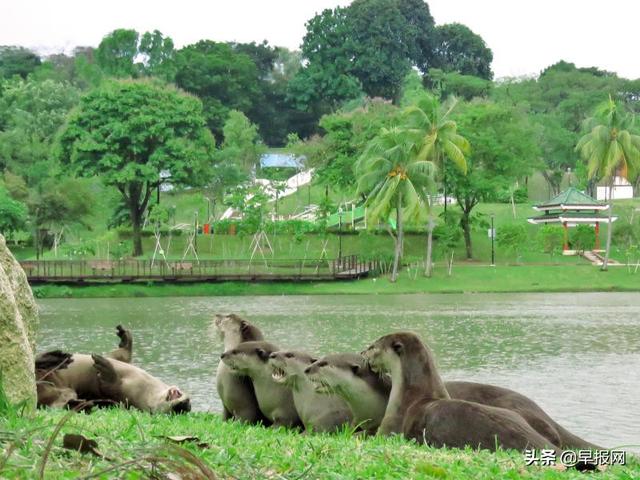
[174, 41, 260, 139]
[95, 29, 140, 77]
[575, 98, 640, 270]
[356, 126, 435, 282]
[402, 92, 468, 275]
[430, 23, 493, 80]
[218, 110, 265, 173]
[0, 47, 41, 79]
[448, 100, 540, 259]
[57, 80, 215, 256]
[0, 185, 27, 241]
[497, 223, 528, 264]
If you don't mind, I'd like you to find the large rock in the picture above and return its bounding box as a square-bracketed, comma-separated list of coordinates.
[0, 234, 38, 408]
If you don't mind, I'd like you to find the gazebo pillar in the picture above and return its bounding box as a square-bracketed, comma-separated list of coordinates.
[595, 222, 600, 250]
[563, 222, 569, 251]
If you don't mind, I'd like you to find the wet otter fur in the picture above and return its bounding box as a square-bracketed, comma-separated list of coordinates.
[213, 314, 268, 424]
[304, 353, 390, 434]
[269, 350, 352, 432]
[221, 341, 301, 428]
[363, 332, 558, 451]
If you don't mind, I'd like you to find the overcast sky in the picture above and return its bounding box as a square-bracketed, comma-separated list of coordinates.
[2, 0, 638, 80]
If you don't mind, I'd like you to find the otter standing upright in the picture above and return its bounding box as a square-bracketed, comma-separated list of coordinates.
[214, 314, 266, 424]
[363, 332, 558, 451]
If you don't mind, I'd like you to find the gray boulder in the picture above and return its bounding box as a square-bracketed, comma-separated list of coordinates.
[0, 234, 38, 408]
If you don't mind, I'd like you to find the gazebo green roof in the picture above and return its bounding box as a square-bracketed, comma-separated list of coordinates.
[533, 187, 608, 211]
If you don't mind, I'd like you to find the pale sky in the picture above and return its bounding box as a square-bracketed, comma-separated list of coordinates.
[2, 0, 639, 80]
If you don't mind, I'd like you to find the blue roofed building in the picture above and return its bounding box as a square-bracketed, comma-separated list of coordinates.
[259, 153, 305, 169]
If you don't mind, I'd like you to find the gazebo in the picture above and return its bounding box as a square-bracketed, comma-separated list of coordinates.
[527, 187, 618, 251]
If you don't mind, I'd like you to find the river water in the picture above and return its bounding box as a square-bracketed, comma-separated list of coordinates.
[37, 292, 640, 449]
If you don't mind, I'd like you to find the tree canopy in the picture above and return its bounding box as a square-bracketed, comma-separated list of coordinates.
[56, 80, 215, 255]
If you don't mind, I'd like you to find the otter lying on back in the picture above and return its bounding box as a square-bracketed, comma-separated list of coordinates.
[36, 325, 190, 413]
[269, 350, 352, 432]
[221, 341, 301, 428]
[213, 314, 266, 424]
[363, 332, 556, 451]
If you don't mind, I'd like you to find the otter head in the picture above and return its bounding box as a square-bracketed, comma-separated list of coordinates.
[220, 341, 277, 376]
[362, 332, 427, 376]
[304, 353, 387, 399]
[157, 386, 191, 414]
[268, 350, 317, 388]
[214, 314, 263, 349]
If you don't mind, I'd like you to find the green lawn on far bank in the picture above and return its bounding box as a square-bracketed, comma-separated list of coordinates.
[1, 409, 637, 479]
[30, 264, 640, 299]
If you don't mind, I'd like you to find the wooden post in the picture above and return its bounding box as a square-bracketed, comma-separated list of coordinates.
[563, 222, 569, 251]
[595, 222, 600, 250]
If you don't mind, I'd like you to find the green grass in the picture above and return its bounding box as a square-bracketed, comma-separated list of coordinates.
[30, 264, 640, 299]
[1, 409, 637, 479]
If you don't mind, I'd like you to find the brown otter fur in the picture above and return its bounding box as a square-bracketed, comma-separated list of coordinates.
[221, 341, 301, 428]
[107, 325, 132, 363]
[269, 350, 352, 432]
[304, 353, 390, 434]
[363, 332, 558, 451]
[213, 314, 268, 424]
[35, 351, 190, 413]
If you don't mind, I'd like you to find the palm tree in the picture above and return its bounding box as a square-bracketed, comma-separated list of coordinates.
[576, 97, 640, 270]
[402, 93, 469, 277]
[356, 127, 435, 282]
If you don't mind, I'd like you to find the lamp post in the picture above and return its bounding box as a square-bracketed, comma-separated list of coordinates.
[490, 214, 495, 267]
[338, 206, 343, 264]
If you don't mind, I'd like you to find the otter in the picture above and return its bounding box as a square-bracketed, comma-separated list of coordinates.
[213, 314, 267, 424]
[35, 326, 190, 413]
[304, 353, 390, 434]
[221, 341, 301, 428]
[36, 351, 190, 413]
[363, 332, 558, 451]
[107, 324, 133, 363]
[306, 350, 598, 449]
[269, 350, 352, 432]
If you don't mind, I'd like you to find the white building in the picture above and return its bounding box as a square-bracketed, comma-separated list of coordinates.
[596, 176, 634, 201]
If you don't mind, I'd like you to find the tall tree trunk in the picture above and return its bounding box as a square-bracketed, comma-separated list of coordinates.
[130, 203, 143, 257]
[425, 216, 435, 277]
[602, 177, 614, 271]
[391, 192, 403, 283]
[461, 210, 473, 259]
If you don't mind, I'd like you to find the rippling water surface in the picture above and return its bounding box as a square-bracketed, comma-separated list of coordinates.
[37, 292, 640, 449]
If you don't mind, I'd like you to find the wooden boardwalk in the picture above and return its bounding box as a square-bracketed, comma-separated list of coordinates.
[20, 255, 375, 284]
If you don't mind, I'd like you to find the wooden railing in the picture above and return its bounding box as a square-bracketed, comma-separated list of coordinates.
[19, 256, 377, 283]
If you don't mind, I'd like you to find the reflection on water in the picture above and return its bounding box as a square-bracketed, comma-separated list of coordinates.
[37, 292, 640, 450]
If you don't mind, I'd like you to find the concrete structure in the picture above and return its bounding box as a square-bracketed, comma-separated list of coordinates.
[596, 176, 634, 201]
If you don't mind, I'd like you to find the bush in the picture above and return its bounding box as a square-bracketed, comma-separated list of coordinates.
[570, 225, 595, 251]
[536, 225, 564, 256]
[494, 186, 528, 204]
[497, 223, 528, 261]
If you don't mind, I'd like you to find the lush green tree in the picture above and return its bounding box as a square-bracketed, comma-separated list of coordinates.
[308, 98, 399, 189]
[430, 23, 493, 80]
[174, 41, 260, 139]
[218, 110, 265, 173]
[28, 178, 94, 257]
[56, 80, 215, 256]
[402, 92, 468, 275]
[347, 0, 418, 99]
[447, 100, 540, 259]
[426, 69, 492, 100]
[497, 223, 528, 263]
[95, 29, 140, 77]
[575, 98, 640, 270]
[356, 126, 434, 282]
[537, 225, 564, 259]
[396, 0, 436, 72]
[0, 185, 27, 240]
[95, 29, 176, 80]
[0, 78, 79, 183]
[0, 47, 41, 79]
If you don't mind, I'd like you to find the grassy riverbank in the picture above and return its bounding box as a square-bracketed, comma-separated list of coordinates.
[31, 264, 640, 298]
[2, 409, 637, 479]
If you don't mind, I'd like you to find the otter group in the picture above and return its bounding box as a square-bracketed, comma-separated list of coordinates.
[37, 315, 600, 455]
[215, 314, 600, 453]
